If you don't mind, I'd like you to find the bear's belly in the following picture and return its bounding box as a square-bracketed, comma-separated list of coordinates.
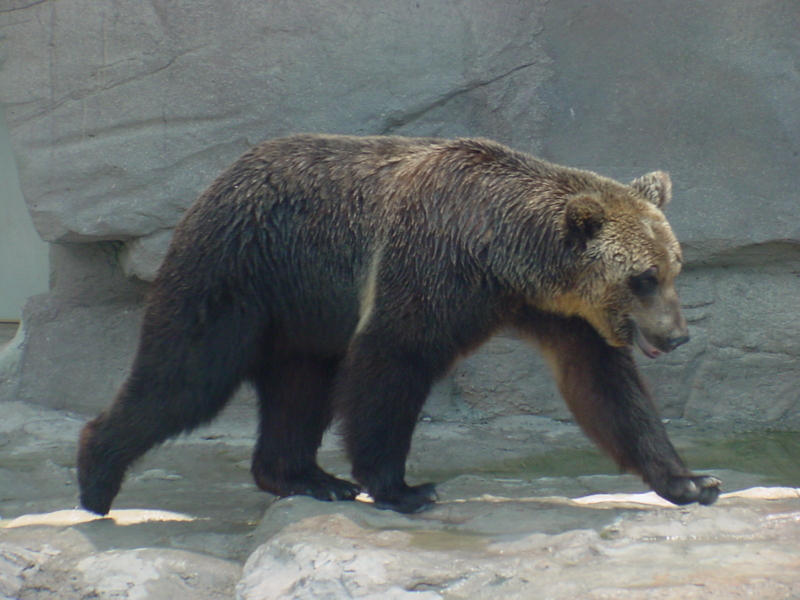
[269, 285, 362, 356]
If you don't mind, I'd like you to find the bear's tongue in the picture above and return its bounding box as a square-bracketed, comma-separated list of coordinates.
[633, 326, 662, 359]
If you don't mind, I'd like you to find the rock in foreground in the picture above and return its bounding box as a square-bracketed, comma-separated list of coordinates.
[239, 491, 800, 600]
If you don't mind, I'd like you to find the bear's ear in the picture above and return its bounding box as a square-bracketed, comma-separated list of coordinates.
[630, 170, 672, 208]
[564, 194, 605, 241]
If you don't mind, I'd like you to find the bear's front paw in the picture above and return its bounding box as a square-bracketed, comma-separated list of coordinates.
[371, 483, 438, 514]
[657, 474, 721, 506]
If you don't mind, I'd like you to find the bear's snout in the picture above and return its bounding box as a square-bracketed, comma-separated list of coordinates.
[666, 333, 690, 351]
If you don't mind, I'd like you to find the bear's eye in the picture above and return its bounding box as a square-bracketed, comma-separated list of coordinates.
[629, 267, 659, 298]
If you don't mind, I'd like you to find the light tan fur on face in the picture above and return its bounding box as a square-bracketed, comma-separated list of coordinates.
[598, 201, 683, 346]
[549, 184, 684, 349]
[536, 291, 618, 343]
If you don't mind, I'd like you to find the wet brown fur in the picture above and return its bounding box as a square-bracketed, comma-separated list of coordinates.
[77, 134, 719, 515]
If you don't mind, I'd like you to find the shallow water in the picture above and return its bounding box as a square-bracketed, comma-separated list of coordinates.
[687, 431, 800, 486]
[3, 401, 800, 599]
[417, 430, 800, 488]
[2, 400, 799, 565]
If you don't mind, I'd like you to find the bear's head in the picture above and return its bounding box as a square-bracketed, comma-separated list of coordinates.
[553, 170, 689, 357]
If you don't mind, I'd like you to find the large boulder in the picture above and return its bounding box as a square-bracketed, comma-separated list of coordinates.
[1, 0, 549, 254]
[0, 0, 798, 427]
[235, 497, 800, 600]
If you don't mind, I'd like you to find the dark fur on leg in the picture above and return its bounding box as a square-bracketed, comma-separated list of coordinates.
[77, 303, 254, 514]
[78, 416, 131, 516]
[524, 310, 721, 506]
[250, 353, 360, 502]
[337, 334, 441, 514]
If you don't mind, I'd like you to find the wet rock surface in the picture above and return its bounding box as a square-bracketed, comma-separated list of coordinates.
[2, 399, 799, 599]
[238, 496, 800, 600]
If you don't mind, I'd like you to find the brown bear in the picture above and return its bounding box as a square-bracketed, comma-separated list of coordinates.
[78, 134, 721, 515]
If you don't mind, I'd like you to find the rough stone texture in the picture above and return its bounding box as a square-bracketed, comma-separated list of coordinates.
[0, 243, 147, 413]
[650, 250, 800, 426]
[2, 400, 800, 600]
[0, 528, 241, 600]
[1, 0, 549, 247]
[237, 499, 800, 600]
[540, 1, 800, 256]
[0, 543, 45, 600]
[0, 0, 798, 425]
[77, 548, 240, 600]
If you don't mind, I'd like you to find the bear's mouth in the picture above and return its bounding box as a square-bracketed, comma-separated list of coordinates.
[631, 322, 662, 359]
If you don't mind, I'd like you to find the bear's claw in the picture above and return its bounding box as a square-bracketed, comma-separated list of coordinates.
[657, 474, 722, 506]
[372, 483, 438, 514]
[303, 475, 362, 502]
[253, 467, 361, 502]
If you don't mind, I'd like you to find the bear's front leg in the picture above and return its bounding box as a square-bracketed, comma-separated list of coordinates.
[337, 332, 440, 514]
[529, 312, 721, 506]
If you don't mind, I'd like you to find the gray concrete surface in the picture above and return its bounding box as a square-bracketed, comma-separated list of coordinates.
[0, 323, 17, 348]
[0, 114, 48, 321]
[1, 400, 799, 599]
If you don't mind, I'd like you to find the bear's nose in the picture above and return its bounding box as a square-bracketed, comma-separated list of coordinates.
[667, 334, 690, 351]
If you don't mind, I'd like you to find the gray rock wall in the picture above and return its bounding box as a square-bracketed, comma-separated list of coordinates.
[1, 0, 798, 428]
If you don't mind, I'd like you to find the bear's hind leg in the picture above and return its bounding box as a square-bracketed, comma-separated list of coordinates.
[250, 354, 360, 502]
[529, 312, 721, 506]
[78, 314, 254, 515]
[78, 368, 246, 515]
